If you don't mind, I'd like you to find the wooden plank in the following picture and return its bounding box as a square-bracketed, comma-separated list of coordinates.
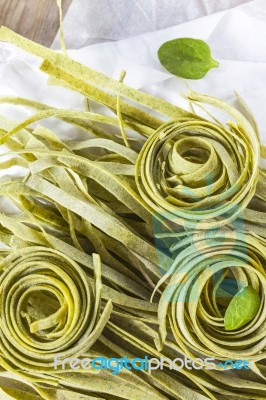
[0, 0, 72, 47]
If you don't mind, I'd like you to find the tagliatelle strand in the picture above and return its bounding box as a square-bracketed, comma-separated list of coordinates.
[0, 27, 196, 121]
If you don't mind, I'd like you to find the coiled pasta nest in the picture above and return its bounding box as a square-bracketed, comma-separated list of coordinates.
[136, 92, 261, 230]
[0, 247, 112, 372]
[154, 230, 266, 366]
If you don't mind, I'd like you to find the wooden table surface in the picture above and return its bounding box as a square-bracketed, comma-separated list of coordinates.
[0, 0, 72, 47]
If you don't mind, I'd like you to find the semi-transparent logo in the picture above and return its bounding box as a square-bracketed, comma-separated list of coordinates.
[153, 177, 247, 302]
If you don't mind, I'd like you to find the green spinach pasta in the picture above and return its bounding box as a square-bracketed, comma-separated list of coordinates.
[0, 20, 265, 400]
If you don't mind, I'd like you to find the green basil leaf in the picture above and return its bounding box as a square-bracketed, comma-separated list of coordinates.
[224, 286, 260, 331]
[158, 38, 219, 79]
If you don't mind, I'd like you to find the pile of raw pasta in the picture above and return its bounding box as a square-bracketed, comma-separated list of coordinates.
[0, 24, 265, 400]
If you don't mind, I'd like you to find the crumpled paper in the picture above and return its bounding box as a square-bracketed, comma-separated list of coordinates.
[52, 0, 251, 48]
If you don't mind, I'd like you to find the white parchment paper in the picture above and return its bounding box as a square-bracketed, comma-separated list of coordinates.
[0, 0, 265, 143]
